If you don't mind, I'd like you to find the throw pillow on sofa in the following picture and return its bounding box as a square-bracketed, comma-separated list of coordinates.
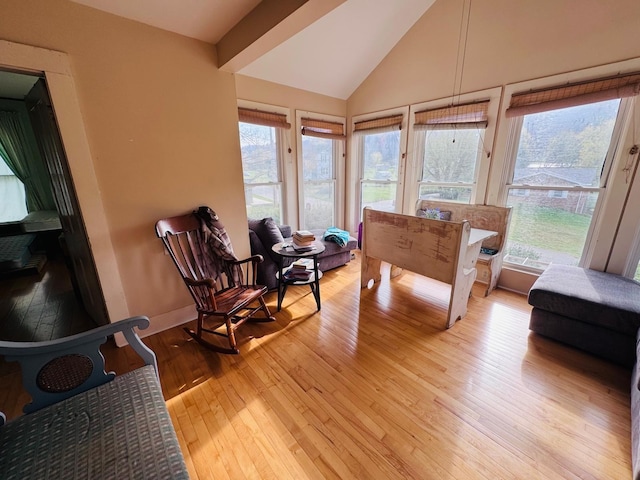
[250, 217, 284, 263]
[253, 217, 283, 244]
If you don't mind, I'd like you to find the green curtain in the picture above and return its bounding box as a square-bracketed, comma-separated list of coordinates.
[0, 110, 55, 212]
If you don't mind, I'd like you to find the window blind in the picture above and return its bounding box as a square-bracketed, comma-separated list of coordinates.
[414, 100, 489, 130]
[353, 114, 403, 135]
[301, 117, 345, 140]
[238, 107, 291, 129]
[506, 72, 640, 118]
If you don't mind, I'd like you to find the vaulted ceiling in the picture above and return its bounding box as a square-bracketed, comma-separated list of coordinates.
[70, 0, 435, 99]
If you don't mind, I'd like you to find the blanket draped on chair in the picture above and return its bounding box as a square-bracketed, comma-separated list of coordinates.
[194, 206, 242, 287]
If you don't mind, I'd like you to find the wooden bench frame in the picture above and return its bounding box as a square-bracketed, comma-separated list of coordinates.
[361, 208, 477, 329]
[415, 200, 512, 296]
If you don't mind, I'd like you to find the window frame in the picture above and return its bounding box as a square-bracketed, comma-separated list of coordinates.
[295, 110, 346, 230]
[350, 106, 409, 229]
[405, 87, 501, 211]
[237, 100, 292, 225]
[606, 99, 640, 278]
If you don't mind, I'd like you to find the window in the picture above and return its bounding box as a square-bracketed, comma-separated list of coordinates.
[413, 101, 489, 204]
[500, 72, 637, 271]
[354, 112, 406, 217]
[547, 190, 568, 198]
[298, 115, 345, 230]
[404, 88, 500, 212]
[512, 189, 530, 197]
[0, 157, 27, 222]
[238, 106, 290, 224]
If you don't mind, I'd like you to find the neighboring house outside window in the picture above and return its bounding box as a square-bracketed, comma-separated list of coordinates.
[238, 105, 290, 224]
[501, 94, 627, 270]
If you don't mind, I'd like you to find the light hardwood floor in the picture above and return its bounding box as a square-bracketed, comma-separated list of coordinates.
[2, 253, 633, 479]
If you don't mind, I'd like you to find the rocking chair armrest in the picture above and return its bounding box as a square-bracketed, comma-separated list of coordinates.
[230, 254, 264, 266]
[184, 277, 216, 288]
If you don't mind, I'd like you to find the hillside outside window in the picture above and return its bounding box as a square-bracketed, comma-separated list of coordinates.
[238, 107, 290, 224]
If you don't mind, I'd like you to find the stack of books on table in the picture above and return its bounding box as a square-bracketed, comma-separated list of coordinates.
[291, 258, 314, 270]
[292, 230, 315, 252]
[283, 265, 312, 281]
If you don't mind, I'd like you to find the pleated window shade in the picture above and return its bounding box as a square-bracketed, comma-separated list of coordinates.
[414, 101, 489, 130]
[301, 118, 345, 140]
[506, 72, 640, 118]
[238, 107, 291, 129]
[353, 114, 403, 135]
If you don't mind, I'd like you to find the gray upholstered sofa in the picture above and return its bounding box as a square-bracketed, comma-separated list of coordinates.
[248, 218, 357, 291]
[528, 264, 640, 367]
[527, 264, 640, 479]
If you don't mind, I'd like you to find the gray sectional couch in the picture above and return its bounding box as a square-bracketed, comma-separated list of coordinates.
[528, 264, 640, 367]
[527, 263, 640, 478]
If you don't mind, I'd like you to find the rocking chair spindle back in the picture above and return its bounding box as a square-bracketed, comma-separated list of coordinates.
[155, 209, 275, 354]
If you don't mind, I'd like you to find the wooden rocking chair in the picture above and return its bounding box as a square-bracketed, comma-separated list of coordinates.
[155, 208, 275, 354]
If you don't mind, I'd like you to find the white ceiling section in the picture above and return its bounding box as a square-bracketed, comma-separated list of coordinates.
[239, 0, 435, 99]
[70, 0, 435, 100]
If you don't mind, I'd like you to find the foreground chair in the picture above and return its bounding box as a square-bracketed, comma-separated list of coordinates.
[156, 207, 275, 354]
[0, 316, 189, 479]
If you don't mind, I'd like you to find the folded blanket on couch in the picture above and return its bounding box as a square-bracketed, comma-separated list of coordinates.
[323, 227, 350, 247]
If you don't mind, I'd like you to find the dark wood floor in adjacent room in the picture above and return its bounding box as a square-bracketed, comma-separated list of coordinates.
[0, 255, 96, 342]
[0, 253, 632, 479]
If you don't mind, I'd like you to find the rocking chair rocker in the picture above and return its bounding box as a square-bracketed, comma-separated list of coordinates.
[155, 207, 275, 354]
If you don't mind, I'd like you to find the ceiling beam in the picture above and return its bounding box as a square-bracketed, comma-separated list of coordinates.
[217, 0, 345, 72]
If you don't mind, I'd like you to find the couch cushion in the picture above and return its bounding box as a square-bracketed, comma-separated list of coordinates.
[528, 264, 640, 336]
[251, 218, 284, 248]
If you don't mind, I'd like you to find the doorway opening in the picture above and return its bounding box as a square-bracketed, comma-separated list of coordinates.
[0, 69, 105, 341]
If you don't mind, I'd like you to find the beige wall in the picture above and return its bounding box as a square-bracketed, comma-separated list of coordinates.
[0, 0, 247, 328]
[348, 0, 640, 116]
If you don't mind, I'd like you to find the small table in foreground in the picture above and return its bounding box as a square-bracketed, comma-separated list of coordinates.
[272, 240, 326, 312]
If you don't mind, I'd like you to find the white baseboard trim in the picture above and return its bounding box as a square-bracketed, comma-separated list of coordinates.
[114, 305, 195, 347]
